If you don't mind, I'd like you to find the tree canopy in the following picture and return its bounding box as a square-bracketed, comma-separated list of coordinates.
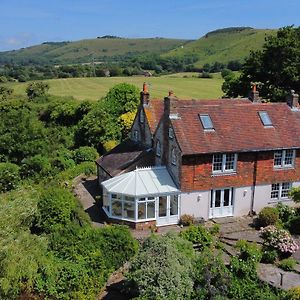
[223, 26, 300, 101]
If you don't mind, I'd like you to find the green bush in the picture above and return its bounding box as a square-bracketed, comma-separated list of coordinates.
[37, 187, 77, 232]
[209, 223, 221, 235]
[261, 247, 279, 263]
[20, 154, 52, 178]
[276, 202, 296, 223]
[287, 216, 300, 235]
[235, 240, 262, 263]
[279, 258, 296, 271]
[179, 214, 195, 226]
[257, 207, 279, 227]
[287, 287, 300, 300]
[127, 234, 194, 300]
[180, 225, 213, 250]
[74, 146, 98, 164]
[0, 162, 20, 193]
[52, 149, 75, 171]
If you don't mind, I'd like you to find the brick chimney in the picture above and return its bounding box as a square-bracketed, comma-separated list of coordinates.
[249, 84, 260, 103]
[286, 90, 299, 108]
[140, 82, 150, 105]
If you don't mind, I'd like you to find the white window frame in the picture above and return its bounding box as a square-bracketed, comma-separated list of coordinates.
[212, 153, 237, 174]
[156, 140, 161, 157]
[274, 149, 295, 169]
[271, 182, 293, 200]
[171, 148, 176, 165]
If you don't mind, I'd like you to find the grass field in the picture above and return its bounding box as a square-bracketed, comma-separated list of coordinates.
[7, 73, 224, 101]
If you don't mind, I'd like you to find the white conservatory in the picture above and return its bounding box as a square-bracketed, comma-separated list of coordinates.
[101, 166, 180, 227]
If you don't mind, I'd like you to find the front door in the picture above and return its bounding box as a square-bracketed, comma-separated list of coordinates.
[156, 195, 180, 226]
[209, 188, 234, 218]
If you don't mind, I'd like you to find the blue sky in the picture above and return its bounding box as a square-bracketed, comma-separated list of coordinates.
[1, 0, 299, 51]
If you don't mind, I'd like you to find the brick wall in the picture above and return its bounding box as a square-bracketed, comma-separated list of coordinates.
[181, 150, 300, 192]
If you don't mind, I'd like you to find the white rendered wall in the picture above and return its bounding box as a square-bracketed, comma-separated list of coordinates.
[253, 181, 300, 213]
[233, 186, 252, 216]
[181, 191, 210, 220]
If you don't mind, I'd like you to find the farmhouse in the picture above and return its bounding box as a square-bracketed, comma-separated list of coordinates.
[96, 84, 300, 229]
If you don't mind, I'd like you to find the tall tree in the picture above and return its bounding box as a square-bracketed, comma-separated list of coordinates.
[223, 26, 300, 101]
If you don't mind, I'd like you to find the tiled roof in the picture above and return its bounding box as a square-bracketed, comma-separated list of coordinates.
[144, 100, 164, 134]
[170, 99, 300, 155]
[96, 139, 154, 177]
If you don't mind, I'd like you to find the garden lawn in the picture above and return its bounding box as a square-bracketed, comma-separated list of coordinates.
[5, 74, 224, 101]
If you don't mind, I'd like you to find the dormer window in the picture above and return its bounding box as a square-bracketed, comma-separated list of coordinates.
[139, 110, 144, 123]
[258, 111, 273, 127]
[199, 114, 214, 131]
[274, 149, 295, 168]
[169, 127, 174, 139]
[171, 148, 176, 165]
[156, 140, 161, 157]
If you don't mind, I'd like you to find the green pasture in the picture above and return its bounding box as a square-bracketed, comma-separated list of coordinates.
[6, 73, 224, 101]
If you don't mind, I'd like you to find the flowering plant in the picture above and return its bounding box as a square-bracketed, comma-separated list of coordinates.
[260, 225, 299, 254]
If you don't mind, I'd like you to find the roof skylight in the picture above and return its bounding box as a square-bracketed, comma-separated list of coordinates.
[258, 111, 273, 127]
[199, 114, 214, 130]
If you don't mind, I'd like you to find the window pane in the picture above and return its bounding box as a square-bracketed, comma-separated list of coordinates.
[147, 201, 155, 219]
[223, 189, 230, 206]
[284, 150, 294, 166]
[159, 196, 167, 217]
[281, 182, 292, 198]
[274, 151, 283, 167]
[138, 202, 146, 219]
[215, 190, 221, 207]
[213, 154, 222, 171]
[125, 196, 135, 202]
[170, 195, 178, 216]
[225, 153, 235, 170]
[111, 193, 121, 200]
[199, 114, 214, 129]
[271, 183, 279, 199]
[124, 202, 135, 220]
[111, 200, 122, 217]
[258, 111, 272, 126]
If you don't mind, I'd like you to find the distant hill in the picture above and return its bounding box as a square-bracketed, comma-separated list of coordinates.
[163, 27, 277, 67]
[0, 38, 190, 65]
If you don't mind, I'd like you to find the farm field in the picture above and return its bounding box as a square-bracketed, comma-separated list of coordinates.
[7, 74, 224, 101]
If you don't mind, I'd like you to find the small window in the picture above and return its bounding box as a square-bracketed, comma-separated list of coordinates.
[156, 140, 161, 157]
[274, 149, 295, 168]
[171, 148, 176, 165]
[271, 182, 292, 200]
[258, 111, 272, 127]
[199, 114, 214, 130]
[139, 110, 144, 123]
[168, 127, 174, 139]
[133, 130, 139, 141]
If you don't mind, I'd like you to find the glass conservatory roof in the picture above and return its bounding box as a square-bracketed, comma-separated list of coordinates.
[101, 166, 179, 197]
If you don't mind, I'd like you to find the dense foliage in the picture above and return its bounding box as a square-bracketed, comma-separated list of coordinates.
[223, 26, 300, 101]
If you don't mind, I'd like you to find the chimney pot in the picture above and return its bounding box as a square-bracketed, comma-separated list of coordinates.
[286, 89, 299, 108]
[249, 84, 260, 102]
[140, 82, 150, 106]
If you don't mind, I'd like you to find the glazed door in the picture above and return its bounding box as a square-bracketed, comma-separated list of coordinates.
[209, 188, 233, 218]
[156, 195, 180, 226]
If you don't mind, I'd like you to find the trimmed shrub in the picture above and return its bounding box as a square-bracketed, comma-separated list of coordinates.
[279, 258, 296, 271]
[74, 146, 98, 164]
[37, 187, 77, 232]
[127, 234, 194, 300]
[20, 154, 52, 178]
[0, 162, 20, 193]
[235, 240, 262, 263]
[276, 202, 296, 223]
[287, 216, 300, 235]
[180, 225, 213, 250]
[179, 214, 195, 226]
[257, 207, 279, 227]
